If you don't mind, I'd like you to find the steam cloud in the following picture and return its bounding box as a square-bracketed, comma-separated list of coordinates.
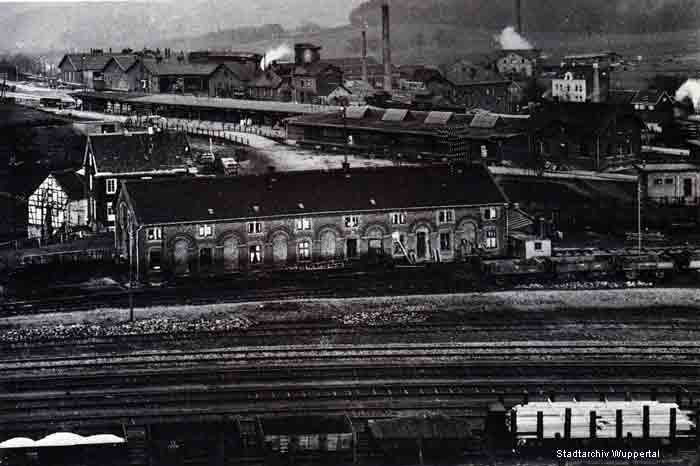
[260, 44, 293, 70]
[494, 26, 533, 50]
[676, 79, 700, 112]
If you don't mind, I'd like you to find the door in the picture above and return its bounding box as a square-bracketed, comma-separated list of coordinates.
[460, 223, 477, 256]
[173, 239, 190, 275]
[346, 238, 358, 259]
[368, 238, 383, 263]
[416, 232, 428, 260]
[684, 178, 693, 198]
[223, 237, 239, 271]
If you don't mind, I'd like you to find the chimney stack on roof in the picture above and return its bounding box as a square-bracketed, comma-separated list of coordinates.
[382, 0, 392, 93]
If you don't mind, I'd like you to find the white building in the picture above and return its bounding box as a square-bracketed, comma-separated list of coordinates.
[552, 71, 587, 103]
[27, 172, 87, 239]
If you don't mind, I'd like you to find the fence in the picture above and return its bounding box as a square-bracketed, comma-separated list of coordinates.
[124, 116, 285, 146]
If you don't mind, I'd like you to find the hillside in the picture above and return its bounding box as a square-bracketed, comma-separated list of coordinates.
[0, 0, 364, 53]
[350, 0, 700, 34]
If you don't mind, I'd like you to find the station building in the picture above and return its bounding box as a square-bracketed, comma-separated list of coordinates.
[115, 163, 510, 281]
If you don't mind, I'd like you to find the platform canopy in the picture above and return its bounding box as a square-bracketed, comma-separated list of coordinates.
[0, 432, 125, 449]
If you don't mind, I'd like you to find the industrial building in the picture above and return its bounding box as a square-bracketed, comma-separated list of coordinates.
[285, 106, 530, 163]
[115, 163, 510, 281]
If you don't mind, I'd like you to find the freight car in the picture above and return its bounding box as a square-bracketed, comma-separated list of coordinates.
[506, 400, 696, 452]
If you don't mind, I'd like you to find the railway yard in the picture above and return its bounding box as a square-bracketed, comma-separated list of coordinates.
[2, 289, 700, 465]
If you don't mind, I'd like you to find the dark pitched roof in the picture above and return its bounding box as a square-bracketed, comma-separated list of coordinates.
[251, 70, 283, 89]
[88, 130, 190, 175]
[60, 53, 136, 72]
[531, 102, 643, 136]
[53, 171, 86, 200]
[498, 49, 541, 60]
[293, 61, 342, 77]
[123, 163, 508, 225]
[221, 62, 258, 82]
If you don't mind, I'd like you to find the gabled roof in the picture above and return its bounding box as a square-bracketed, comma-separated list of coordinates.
[251, 69, 284, 89]
[293, 61, 343, 77]
[104, 55, 139, 72]
[53, 171, 86, 200]
[221, 61, 258, 82]
[498, 49, 541, 59]
[470, 112, 501, 129]
[122, 163, 508, 226]
[632, 89, 672, 106]
[87, 130, 190, 175]
[59, 53, 136, 72]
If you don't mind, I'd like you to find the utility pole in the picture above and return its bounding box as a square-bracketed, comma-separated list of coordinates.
[638, 162, 643, 256]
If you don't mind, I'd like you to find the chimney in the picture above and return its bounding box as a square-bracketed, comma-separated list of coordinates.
[515, 0, 522, 34]
[592, 62, 600, 103]
[361, 27, 368, 83]
[381, 0, 392, 92]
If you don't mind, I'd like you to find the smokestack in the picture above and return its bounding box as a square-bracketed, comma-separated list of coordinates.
[592, 62, 600, 103]
[361, 27, 368, 83]
[515, 0, 522, 34]
[382, 0, 392, 92]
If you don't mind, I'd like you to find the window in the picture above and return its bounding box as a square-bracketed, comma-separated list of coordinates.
[247, 221, 263, 235]
[147, 227, 162, 241]
[654, 178, 663, 185]
[483, 207, 498, 221]
[149, 249, 162, 270]
[344, 216, 360, 229]
[485, 229, 498, 249]
[534, 242, 543, 251]
[106, 178, 117, 195]
[295, 218, 312, 231]
[665, 178, 674, 185]
[438, 210, 454, 224]
[249, 245, 262, 264]
[298, 240, 311, 261]
[481, 145, 488, 158]
[391, 212, 406, 225]
[106, 202, 115, 217]
[199, 248, 213, 267]
[440, 232, 452, 252]
[198, 224, 214, 237]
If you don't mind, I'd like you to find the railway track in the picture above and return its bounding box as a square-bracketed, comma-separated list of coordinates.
[5, 319, 700, 355]
[4, 341, 700, 368]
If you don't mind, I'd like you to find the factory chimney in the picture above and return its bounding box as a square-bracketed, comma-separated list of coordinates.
[515, 0, 523, 33]
[361, 25, 368, 83]
[382, 0, 392, 92]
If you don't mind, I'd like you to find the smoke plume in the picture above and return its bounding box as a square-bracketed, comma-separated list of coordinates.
[494, 26, 533, 50]
[260, 44, 293, 70]
[676, 79, 700, 112]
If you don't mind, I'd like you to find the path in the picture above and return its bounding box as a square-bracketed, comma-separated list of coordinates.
[44, 108, 398, 172]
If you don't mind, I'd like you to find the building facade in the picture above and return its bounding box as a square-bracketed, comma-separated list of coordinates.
[116, 165, 510, 281]
[83, 130, 191, 232]
[27, 172, 87, 239]
[496, 50, 540, 78]
[638, 163, 700, 206]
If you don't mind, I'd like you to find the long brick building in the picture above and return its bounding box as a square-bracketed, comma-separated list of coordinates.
[116, 164, 510, 281]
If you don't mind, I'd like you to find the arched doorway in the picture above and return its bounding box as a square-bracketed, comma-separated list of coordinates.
[366, 227, 385, 262]
[459, 222, 478, 257]
[173, 239, 190, 275]
[415, 227, 430, 261]
[272, 234, 288, 264]
[223, 236, 239, 272]
[320, 231, 337, 259]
